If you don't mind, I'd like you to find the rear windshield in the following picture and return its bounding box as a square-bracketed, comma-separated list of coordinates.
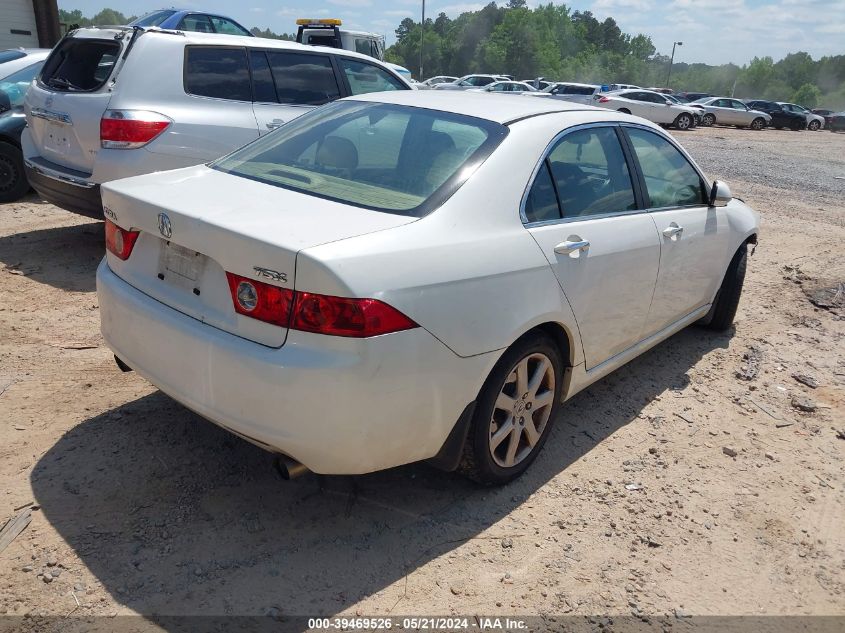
[40, 39, 120, 92]
[212, 101, 507, 216]
[131, 10, 177, 27]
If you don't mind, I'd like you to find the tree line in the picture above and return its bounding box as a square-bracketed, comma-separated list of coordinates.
[57, 5, 845, 108]
[386, 1, 845, 109]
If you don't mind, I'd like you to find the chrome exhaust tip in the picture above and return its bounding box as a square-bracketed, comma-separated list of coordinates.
[274, 455, 309, 480]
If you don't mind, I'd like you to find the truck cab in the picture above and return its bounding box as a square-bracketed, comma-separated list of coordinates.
[296, 18, 385, 61]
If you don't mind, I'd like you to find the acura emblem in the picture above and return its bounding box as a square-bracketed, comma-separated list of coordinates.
[157, 212, 172, 238]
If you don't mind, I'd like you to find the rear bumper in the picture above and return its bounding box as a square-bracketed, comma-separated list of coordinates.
[24, 159, 102, 218]
[97, 260, 495, 474]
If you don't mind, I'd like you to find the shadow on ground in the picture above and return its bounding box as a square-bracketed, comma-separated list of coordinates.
[0, 221, 103, 292]
[31, 327, 730, 626]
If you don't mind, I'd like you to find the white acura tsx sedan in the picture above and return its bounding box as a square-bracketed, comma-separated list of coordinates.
[97, 91, 759, 485]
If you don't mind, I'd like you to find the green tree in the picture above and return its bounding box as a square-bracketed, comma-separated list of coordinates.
[792, 83, 821, 108]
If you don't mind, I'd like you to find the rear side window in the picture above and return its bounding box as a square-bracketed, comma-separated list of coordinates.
[40, 39, 120, 92]
[266, 51, 340, 105]
[626, 128, 706, 208]
[210, 16, 251, 36]
[184, 47, 251, 101]
[131, 10, 177, 26]
[525, 163, 560, 223]
[546, 127, 636, 219]
[180, 14, 214, 33]
[340, 58, 405, 95]
[562, 85, 595, 95]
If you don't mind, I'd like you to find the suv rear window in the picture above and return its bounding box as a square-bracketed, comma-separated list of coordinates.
[184, 46, 251, 101]
[40, 39, 120, 92]
[212, 101, 507, 216]
[561, 85, 595, 95]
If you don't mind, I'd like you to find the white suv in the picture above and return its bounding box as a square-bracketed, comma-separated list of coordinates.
[22, 27, 411, 217]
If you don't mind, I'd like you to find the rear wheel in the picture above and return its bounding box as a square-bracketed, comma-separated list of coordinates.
[808, 119, 820, 131]
[0, 142, 29, 204]
[702, 113, 715, 127]
[459, 333, 563, 485]
[674, 113, 693, 130]
[617, 108, 631, 114]
[701, 245, 748, 331]
[750, 117, 765, 130]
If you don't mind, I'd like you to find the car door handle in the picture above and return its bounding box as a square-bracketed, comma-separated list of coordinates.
[266, 119, 285, 130]
[554, 239, 590, 254]
[662, 224, 684, 238]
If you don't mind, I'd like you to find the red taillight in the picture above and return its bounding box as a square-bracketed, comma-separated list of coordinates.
[105, 219, 140, 260]
[291, 292, 417, 338]
[225, 272, 294, 327]
[598, 96, 610, 103]
[225, 272, 418, 338]
[100, 110, 171, 149]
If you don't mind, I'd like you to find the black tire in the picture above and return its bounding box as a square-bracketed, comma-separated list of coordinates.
[702, 244, 747, 331]
[808, 120, 820, 131]
[674, 113, 693, 130]
[702, 113, 716, 127]
[750, 117, 765, 130]
[790, 120, 803, 131]
[459, 333, 564, 485]
[0, 141, 29, 203]
[617, 108, 631, 114]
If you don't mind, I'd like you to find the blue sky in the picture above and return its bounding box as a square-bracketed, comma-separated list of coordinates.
[60, 0, 845, 66]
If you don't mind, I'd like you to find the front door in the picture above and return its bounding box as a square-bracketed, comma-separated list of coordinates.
[622, 126, 733, 334]
[524, 124, 661, 369]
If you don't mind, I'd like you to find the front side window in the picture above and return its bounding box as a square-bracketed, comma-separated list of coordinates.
[267, 51, 340, 105]
[210, 16, 251, 36]
[354, 38, 371, 56]
[545, 126, 636, 219]
[184, 47, 251, 101]
[626, 128, 706, 209]
[212, 101, 506, 215]
[340, 58, 405, 95]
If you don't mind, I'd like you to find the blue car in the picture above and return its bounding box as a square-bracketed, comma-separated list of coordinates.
[129, 9, 253, 36]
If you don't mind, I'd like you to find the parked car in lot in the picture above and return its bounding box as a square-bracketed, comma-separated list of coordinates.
[811, 108, 835, 126]
[527, 82, 602, 106]
[0, 56, 49, 202]
[129, 8, 252, 35]
[521, 78, 552, 90]
[468, 80, 537, 94]
[21, 27, 411, 217]
[595, 89, 699, 129]
[97, 91, 758, 484]
[743, 100, 806, 130]
[828, 111, 845, 132]
[433, 74, 509, 90]
[421, 75, 458, 87]
[606, 83, 640, 91]
[690, 97, 770, 130]
[777, 102, 825, 131]
[675, 92, 711, 103]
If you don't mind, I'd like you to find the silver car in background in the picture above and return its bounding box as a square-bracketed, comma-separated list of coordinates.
[468, 80, 537, 94]
[527, 82, 602, 106]
[433, 74, 509, 90]
[693, 97, 771, 130]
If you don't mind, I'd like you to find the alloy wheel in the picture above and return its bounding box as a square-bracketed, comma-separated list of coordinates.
[488, 352, 556, 468]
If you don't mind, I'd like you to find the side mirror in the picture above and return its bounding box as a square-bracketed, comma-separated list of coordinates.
[709, 180, 732, 207]
[665, 100, 673, 105]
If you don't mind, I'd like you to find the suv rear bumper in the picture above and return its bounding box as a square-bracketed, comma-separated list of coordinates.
[24, 158, 102, 218]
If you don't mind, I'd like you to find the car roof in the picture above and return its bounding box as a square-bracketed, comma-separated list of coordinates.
[346, 90, 596, 124]
[68, 27, 395, 68]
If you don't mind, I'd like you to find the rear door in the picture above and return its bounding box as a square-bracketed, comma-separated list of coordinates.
[25, 33, 123, 173]
[619, 92, 653, 119]
[622, 125, 731, 334]
[525, 124, 660, 369]
[250, 49, 341, 135]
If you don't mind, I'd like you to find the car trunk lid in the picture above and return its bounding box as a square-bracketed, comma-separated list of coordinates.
[101, 165, 416, 347]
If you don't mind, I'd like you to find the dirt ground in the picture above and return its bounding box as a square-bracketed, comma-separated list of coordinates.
[0, 126, 843, 628]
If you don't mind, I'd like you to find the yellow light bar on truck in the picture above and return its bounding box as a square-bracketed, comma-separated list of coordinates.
[296, 18, 342, 26]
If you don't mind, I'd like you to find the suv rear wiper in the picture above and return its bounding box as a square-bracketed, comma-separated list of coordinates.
[47, 77, 83, 91]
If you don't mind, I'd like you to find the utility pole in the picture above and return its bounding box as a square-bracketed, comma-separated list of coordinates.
[419, 0, 425, 81]
[665, 41, 682, 88]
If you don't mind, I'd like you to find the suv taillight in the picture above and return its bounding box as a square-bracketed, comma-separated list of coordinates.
[105, 219, 140, 260]
[225, 272, 418, 338]
[100, 110, 171, 149]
